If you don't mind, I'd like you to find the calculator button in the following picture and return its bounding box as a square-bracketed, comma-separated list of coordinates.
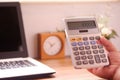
[100, 54, 106, 58]
[75, 56, 80, 60]
[79, 46, 84, 50]
[90, 41, 96, 45]
[95, 36, 100, 40]
[87, 55, 93, 59]
[71, 42, 77, 46]
[89, 37, 94, 40]
[78, 42, 83, 46]
[93, 50, 98, 54]
[82, 61, 88, 64]
[89, 60, 94, 64]
[102, 59, 107, 63]
[86, 50, 91, 54]
[98, 45, 103, 49]
[70, 38, 76, 41]
[76, 38, 82, 41]
[84, 41, 89, 45]
[92, 45, 97, 49]
[99, 49, 104, 53]
[94, 55, 101, 63]
[81, 56, 87, 60]
[85, 46, 90, 50]
[76, 61, 82, 65]
[80, 51, 85, 55]
[73, 52, 79, 55]
[72, 47, 78, 51]
[83, 37, 88, 41]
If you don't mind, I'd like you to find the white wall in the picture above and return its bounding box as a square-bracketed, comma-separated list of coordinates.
[21, 2, 120, 58]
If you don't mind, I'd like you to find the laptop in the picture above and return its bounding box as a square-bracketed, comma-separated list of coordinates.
[0, 2, 55, 80]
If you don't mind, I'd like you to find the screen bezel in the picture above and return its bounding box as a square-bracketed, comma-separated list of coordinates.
[0, 2, 28, 59]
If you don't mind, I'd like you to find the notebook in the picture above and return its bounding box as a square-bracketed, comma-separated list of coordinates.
[0, 2, 55, 80]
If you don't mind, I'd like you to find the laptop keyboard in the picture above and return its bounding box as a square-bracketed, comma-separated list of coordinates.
[0, 60, 36, 70]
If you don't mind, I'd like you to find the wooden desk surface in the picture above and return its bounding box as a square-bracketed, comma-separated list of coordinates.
[37, 57, 106, 80]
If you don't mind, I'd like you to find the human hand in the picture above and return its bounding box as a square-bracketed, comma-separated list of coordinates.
[88, 37, 120, 80]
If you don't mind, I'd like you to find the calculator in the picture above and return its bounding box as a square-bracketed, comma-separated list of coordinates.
[64, 17, 109, 69]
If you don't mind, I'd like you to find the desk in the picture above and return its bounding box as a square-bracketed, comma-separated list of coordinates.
[37, 57, 106, 80]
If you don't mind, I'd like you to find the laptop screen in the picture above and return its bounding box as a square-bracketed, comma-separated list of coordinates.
[0, 2, 28, 59]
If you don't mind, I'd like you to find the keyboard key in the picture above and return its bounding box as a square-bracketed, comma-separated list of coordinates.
[24, 60, 35, 66]
[0, 60, 35, 70]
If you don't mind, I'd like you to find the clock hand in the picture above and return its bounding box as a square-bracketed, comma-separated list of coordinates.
[48, 41, 55, 47]
[50, 43, 55, 47]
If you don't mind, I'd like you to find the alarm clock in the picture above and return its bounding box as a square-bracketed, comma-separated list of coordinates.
[38, 32, 65, 60]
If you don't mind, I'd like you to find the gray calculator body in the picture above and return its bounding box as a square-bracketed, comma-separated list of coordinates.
[65, 17, 109, 69]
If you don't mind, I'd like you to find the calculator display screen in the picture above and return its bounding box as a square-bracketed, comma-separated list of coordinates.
[67, 20, 96, 30]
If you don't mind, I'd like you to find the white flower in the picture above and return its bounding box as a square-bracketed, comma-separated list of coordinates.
[97, 15, 118, 39]
[98, 23, 105, 29]
[101, 27, 112, 36]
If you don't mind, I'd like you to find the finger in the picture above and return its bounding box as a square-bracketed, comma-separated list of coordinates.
[87, 68, 106, 78]
[98, 37, 117, 52]
[87, 68, 96, 74]
[108, 51, 120, 65]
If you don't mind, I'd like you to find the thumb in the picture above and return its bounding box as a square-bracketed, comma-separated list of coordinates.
[98, 37, 117, 52]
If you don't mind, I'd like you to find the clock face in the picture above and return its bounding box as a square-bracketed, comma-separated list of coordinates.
[43, 36, 62, 56]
